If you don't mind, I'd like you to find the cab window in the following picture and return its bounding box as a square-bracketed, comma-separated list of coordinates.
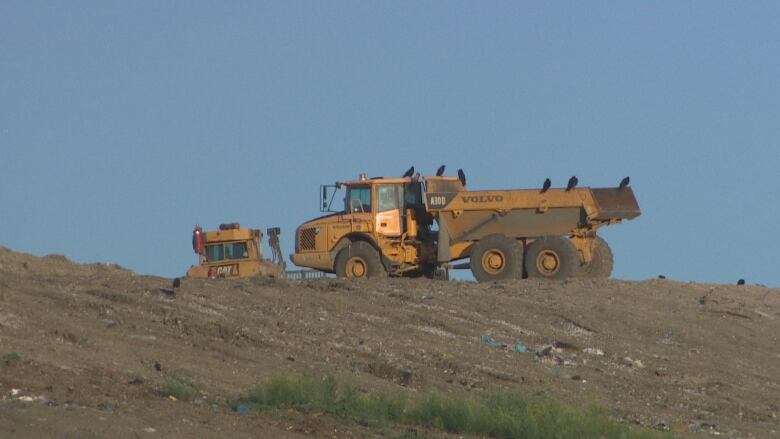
[225, 242, 248, 260]
[404, 182, 423, 208]
[346, 186, 371, 212]
[377, 184, 403, 212]
[205, 244, 224, 261]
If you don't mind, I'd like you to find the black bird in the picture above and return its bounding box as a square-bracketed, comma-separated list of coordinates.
[402, 166, 415, 178]
[737, 278, 746, 286]
[540, 178, 551, 193]
[457, 169, 467, 187]
[619, 176, 630, 190]
[566, 176, 578, 191]
[658, 275, 666, 279]
[172, 277, 180, 289]
[154, 361, 162, 372]
[435, 165, 446, 176]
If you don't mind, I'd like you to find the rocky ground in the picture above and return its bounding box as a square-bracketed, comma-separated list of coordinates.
[0, 246, 778, 438]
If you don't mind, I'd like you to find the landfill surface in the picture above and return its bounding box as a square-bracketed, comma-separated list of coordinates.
[0, 246, 778, 438]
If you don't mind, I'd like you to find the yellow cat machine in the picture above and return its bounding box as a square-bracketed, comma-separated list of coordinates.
[186, 223, 283, 279]
[290, 166, 640, 282]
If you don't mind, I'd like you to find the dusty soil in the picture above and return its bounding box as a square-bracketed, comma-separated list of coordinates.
[0, 246, 778, 438]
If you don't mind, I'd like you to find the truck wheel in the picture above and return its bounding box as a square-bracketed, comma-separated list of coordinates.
[334, 241, 387, 279]
[576, 236, 614, 278]
[525, 236, 578, 280]
[470, 235, 523, 282]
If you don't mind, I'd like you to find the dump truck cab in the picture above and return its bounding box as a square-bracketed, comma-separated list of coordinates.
[187, 223, 281, 279]
[290, 174, 438, 277]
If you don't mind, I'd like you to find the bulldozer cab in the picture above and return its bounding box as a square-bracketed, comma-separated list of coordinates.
[187, 224, 281, 279]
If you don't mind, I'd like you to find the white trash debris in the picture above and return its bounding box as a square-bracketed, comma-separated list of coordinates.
[582, 348, 604, 356]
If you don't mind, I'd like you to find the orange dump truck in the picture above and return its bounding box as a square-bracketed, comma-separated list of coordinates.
[291, 169, 640, 282]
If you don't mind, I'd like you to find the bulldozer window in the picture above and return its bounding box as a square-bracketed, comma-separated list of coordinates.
[346, 186, 371, 212]
[205, 244, 224, 262]
[225, 242, 248, 260]
[377, 184, 403, 212]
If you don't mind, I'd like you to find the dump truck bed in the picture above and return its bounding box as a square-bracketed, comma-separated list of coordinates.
[423, 177, 640, 262]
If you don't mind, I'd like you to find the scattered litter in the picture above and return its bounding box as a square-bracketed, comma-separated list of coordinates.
[554, 340, 578, 350]
[99, 402, 114, 413]
[143, 427, 156, 433]
[168, 395, 177, 401]
[582, 347, 604, 356]
[19, 396, 35, 402]
[10, 388, 20, 396]
[537, 345, 563, 356]
[236, 404, 251, 414]
[623, 357, 646, 369]
[481, 336, 532, 354]
[535, 345, 566, 365]
[479, 335, 502, 348]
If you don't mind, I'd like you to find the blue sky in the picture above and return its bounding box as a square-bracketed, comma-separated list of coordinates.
[1, 1, 778, 285]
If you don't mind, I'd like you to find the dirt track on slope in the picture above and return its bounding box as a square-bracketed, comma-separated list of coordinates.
[0, 246, 778, 438]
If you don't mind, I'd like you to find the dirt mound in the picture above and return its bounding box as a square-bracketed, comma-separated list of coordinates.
[0, 246, 132, 278]
[0, 247, 778, 438]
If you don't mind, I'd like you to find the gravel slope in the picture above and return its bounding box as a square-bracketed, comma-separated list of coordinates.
[1, 246, 778, 438]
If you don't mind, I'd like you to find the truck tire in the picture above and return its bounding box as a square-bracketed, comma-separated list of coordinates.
[334, 241, 387, 279]
[576, 236, 614, 278]
[470, 235, 524, 282]
[525, 236, 578, 280]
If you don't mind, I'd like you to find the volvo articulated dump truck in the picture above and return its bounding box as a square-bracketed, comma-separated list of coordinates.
[291, 169, 640, 282]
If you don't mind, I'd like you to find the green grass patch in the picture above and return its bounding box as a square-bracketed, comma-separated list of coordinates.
[234, 374, 671, 439]
[2, 352, 21, 362]
[160, 374, 199, 401]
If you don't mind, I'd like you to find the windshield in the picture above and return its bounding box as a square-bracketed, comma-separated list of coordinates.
[205, 244, 225, 261]
[346, 186, 371, 212]
[205, 242, 248, 261]
[225, 242, 248, 259]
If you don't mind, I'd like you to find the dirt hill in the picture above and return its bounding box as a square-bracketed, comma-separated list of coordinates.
[0, 246, 778, 438]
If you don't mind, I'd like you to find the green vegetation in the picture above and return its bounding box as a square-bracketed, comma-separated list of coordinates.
[234, 374, 671, 439]
[160, 374, 199, 401]
[2, 352, 21, 362]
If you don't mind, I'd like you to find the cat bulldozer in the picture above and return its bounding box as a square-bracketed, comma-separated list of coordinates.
[186, 223, 285, 279]
[187, 223, 326, 280]
[290, 167, 640, 282]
